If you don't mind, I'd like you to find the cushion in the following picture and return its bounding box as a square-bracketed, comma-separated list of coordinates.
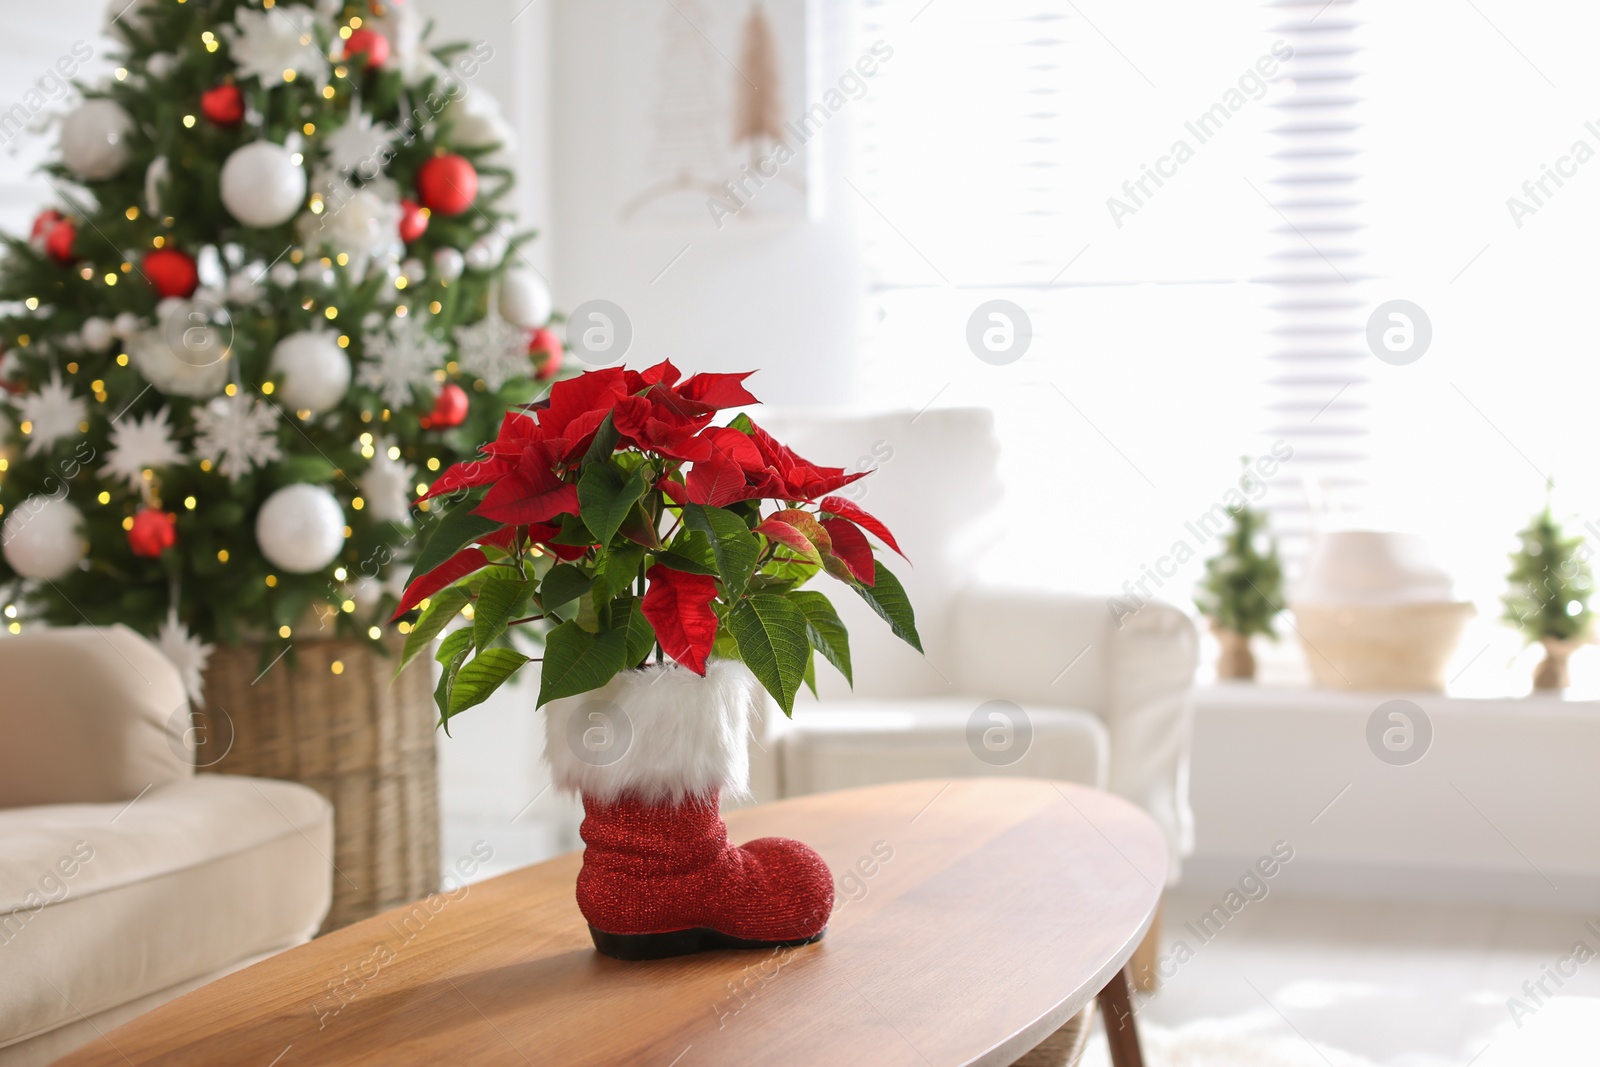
[775, 697, 1109, 797]
[0, 625, 192, 807]
[0, 775, 332, 1049]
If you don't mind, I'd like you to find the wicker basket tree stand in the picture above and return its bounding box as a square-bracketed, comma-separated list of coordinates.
[195, 637, 439, 933]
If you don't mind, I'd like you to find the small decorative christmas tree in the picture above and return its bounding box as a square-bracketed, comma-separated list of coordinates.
[1502, 502, 1592, 690]
[1195, 475, 1282, 681]
[0, 0, 562, 702]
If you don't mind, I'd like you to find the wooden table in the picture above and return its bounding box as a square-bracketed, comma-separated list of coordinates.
[58, 779, 1164, 1067]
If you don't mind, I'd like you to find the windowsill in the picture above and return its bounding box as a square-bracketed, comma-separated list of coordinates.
[1196, 614, 1600, 702]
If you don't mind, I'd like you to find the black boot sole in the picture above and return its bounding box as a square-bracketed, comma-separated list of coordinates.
[588, 924, 826, 961]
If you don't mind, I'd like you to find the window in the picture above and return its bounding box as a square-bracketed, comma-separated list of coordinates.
[851, 0, 1600, 624]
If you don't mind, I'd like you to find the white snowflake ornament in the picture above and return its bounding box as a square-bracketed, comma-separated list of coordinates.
[454, 315, 529, 392]
[361, 315, 448, 408]
[16, 374, 86, 457]
[193, 394, 283, 483]
[323, 102, 398, 178]
[360, 439, 417, 525]
[104, 407, 184, 492]
[222, 7, 330, 88]
[156, 606, 214, 708]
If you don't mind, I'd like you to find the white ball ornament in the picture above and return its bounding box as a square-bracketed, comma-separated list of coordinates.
[113, 311, 142, 338]
[400, 258, 425, 286]
[60, 100, 134, 181]
[145, 52, 177, 79]
[432, 247, 464, 282]
[270, 331, 350, 414]
[220, 142, 307, 228]
[498, 268, 553, 328]
[299, 263, 335, 287]
[270, 262, 299, 288]
[128, 307, 230, 399]
[145, 157, 170, 216]
[464, 231, 507, 272]
[81, 317, 114, 352]
[256, 484, 346, 575]
[2, 498, 86, 580]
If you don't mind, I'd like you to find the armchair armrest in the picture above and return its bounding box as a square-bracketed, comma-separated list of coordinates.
[948, 588, 1198, 879]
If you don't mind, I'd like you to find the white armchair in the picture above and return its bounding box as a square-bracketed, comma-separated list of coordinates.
[0, 626, 332, 1066]
[743, 409, 1197, 879]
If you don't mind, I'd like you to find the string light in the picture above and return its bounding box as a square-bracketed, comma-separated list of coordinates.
[217, 549, 229, 562]
[331, 660, 345, 674]
[261, 382, 275, 395]
[337, 335, 349, 348]
[279, 625, 292, 638]
[351, 496, 364, 510]
[183, 115, 196, 128]
[368, 626, 382, 640]
[184, 496, 196, 509]
[334, 568, 347, 580]
[265, 574, 277, 587]
[97, 491, 110, 504]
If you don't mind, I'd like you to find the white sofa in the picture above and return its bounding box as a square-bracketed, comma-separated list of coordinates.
[0, 626, 333, 1067]
[744, 409, 1198, 879]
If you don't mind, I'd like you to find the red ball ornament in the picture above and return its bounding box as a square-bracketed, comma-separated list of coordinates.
[30, 209, 64, 247]
[200, 83, 245, 127]
[422, 383, 469, 429]
[143, 247, 199, 299]
[344, 28, 390, 68]
[528, 328, 563, 381]
[398, 199, 429, 243]
[415, 155, 478, 217]
[128, 509, 177, 559]
[43, 219, 77, 264]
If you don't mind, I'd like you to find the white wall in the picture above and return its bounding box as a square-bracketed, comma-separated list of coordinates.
[549, 0, 862, 406]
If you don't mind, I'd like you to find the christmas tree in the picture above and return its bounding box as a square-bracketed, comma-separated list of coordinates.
[1195, 477, 1282, 679]
[0, 0, 563, 702]
[1502, 505, 1592, 644]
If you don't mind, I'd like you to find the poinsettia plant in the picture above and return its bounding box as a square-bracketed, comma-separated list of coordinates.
[393, 360, 919, 723]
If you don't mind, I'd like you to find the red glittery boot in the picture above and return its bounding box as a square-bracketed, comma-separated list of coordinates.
[544, 661, 834, 961]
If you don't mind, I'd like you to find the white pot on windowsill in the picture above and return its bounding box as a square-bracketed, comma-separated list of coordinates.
[1289, 530, 1474, 692]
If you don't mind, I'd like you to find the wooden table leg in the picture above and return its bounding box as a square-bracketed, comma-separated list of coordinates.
[1095, 966, 1144, 1067]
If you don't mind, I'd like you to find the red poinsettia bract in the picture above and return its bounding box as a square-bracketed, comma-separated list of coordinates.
[394, 360, 914, 714]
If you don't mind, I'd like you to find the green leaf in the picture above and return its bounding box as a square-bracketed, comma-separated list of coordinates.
[577, 460, 649, 548]
[728, 594, 810, 716]
[582, 413, 621, 466]
[653, 549, 718, 576]
[398, 585, 472, 675]
[540, 563, 594, 612]
[617, 596, 656, 667]
[536, 620, 628, 707]
[474, 574, 527, 651]
[592, 544, 645, 604]
[803, 646, 817, 698]
[683, 504, 760, 597]
[447, 647, 531, 718]
[435, 626, 474, 668]
[852, 561, 923, 653]
[787, 590, 853, 686]
[432, 627, 475, 728]
[618, 501, 661, 549]
[408, 507, 501, 588]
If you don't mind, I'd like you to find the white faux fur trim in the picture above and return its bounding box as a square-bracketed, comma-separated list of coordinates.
[541, 660, 756, 803]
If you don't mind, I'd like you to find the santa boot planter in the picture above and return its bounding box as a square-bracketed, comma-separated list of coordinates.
[392, 363, 922, 955]
[544, 661, 834, 961]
